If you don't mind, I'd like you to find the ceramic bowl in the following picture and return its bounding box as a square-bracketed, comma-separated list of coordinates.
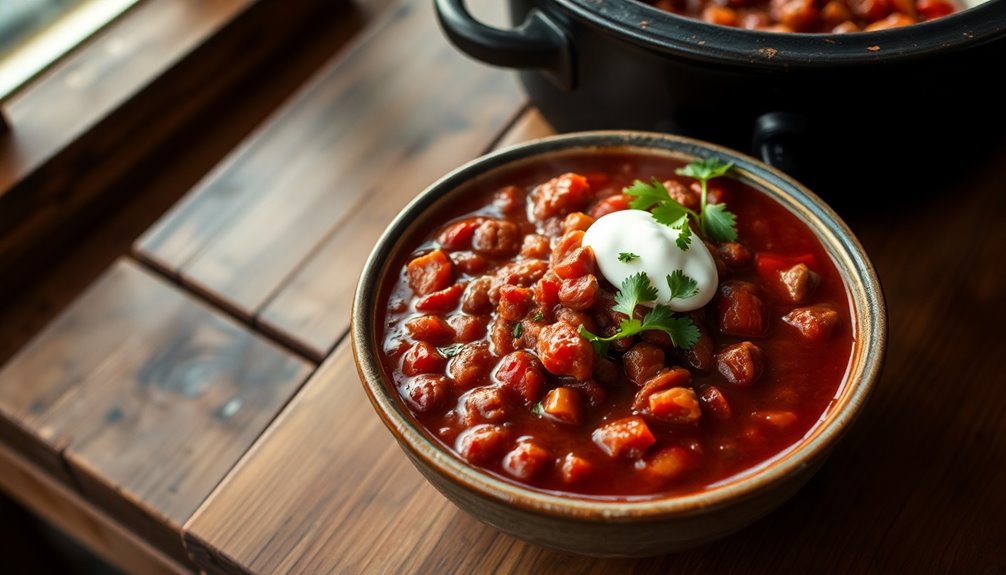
[351, 131, 886, 556]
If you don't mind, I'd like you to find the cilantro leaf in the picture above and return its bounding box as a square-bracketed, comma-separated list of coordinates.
[667, 270, 699, 300]
[671, 215, 692, 251]
[531, 402, 544, 415]
[532, 310, 544, 322]
[624, 178, 672, 210]
[513, 322, 523, 338]
[437, 343, 464, 358]
[618, 252, 640, 263]
[640, 308, 700, 349]
[578, 324, 611, 357]
[675, 157, 733, 181]
[702, 203, 738, 243]
[651, 202, 690, 228]
[611, 272, 658, 317]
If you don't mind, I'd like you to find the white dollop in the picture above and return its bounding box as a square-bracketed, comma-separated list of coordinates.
[582, 210, 718, 312]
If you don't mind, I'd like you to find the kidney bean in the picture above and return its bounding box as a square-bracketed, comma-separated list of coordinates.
[456, 424, 509, 464]
[493, 350, 546, 406]
[503, 441, 550, 480]
[623, 342, 666, 386]
[447, 343, 495, 390]
[536, 322, 594, 381]
[401, 342, 447, 376]
[400, 375, 448, 413]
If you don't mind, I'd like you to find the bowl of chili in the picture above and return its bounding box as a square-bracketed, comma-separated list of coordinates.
[352, 131, 886, 556]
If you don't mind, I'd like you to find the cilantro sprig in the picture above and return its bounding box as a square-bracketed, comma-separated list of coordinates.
[578, 272, 700, 357]
[618, 252, 640, 263]
[625, 157, 738, 244]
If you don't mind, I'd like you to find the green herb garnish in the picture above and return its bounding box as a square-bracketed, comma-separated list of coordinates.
[625, 158, 738, 244]
[437, 343, 464, 358]
[531, 402, 544, 415]
[578, 272, 699, 357]
[667, 269, 699, 300]
[513, 322, 524, 338]
[532, 311, 544, 322]
[618, 252, 640, 263]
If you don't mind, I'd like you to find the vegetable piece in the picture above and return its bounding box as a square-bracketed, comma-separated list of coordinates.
[404, 315, 456, 343]
[447, 344, 495, 390]
[400, 375, 448, 413]
[666, 270, 699, 300]
[633, 367, 692, 410]
[493, 350, 547, 405]
[437, 218, 484, 250]
[560, 453, 593, 485]
[456, 424, 509, 464]
[592, 416, 656, 459]
[414, 283, 465, 312]
[402, 342, 447, 376]
[406, 249, 453, 296]
[648, 387, 702, 425]
[641, 445, 696, 483]
[578, 272, 700, 356]
[463, 386, 509, 424]
[540, 387, 585, 425]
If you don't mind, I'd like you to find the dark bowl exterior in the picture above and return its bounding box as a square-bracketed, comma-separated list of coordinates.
[352, 131, 887, 557]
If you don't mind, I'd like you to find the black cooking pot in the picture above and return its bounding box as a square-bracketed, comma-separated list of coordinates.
[435, 0, 1006, 194]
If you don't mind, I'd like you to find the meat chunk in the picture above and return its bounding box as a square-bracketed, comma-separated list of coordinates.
[536, 322, 595, 381]
[447, 343, 495, 390]
[562, 211, 595, 233]
[622, 342, 665, 386]
[717, 280, 768, 337]
[461, 277, 492, 314]
[462, 386, 509, 424]
[520, 234, 550, 259]
[550, 230, 596, 279]
[777, 263, 820, 304]
[716, 341, 765, 386]
[472, 219, 521, 257]
[493, 350, 546, 406]
[558, 274, 599, 311]
[530, 172, 592, 221]
[783, 304, 840, 340]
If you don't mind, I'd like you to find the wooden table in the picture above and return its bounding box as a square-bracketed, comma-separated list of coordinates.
[1, 0, 1004, 573]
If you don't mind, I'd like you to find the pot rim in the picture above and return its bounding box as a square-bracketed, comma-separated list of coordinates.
[551, 0, 1006, 69]
[353, 130, 887, 522]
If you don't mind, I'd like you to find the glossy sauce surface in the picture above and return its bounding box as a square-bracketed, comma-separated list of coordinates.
[379, 153, 853, 499]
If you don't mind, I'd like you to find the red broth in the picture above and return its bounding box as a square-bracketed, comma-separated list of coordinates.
[379, 152, 853, 499]
[640, 0, 959, 33]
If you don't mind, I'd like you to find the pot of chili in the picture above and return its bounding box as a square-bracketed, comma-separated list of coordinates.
[352, 131, 886, 556]
[434, 0, 1006, 193]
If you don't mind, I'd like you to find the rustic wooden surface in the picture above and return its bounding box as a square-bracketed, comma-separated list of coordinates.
[135, 0, 524, 359]
[1, 0, 1004, 572]
[0, 260, 313, 565]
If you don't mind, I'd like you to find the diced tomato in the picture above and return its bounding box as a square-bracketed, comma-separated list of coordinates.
[540, 387, 584, 425]
[456, 424, 509, 464]
[406, 249, 453, 296]
[550, 230, 597, 279]
[502, 441, 550, 480]
[437, 218, 484, 250]
[493, 350, 546, 406]
[401, 342, 446, 376]
[536, 322, 594, 381]
[563, 212, 595, 233]
[592, 416, 656, 459]
[415, 283, 465, 312]
[404, 315, 455, 343]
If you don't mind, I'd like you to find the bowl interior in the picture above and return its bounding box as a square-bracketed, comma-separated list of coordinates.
[353, 131, 886, 520]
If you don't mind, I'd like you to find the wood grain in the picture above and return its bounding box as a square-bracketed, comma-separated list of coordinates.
[183, 111, 1006, 573]
[135, 0, 525, 348]
[0, 260, 313, 563]
[0, 0, 358, 296]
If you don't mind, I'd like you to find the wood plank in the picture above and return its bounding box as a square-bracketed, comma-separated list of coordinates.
[0, 442, 191, 575]
[135, 0, 525, 333]
[0, 0, 363, 297]
[0, 259, 313, 564]
[257, 104, 542, 359]
[184, 125, 1006, 573]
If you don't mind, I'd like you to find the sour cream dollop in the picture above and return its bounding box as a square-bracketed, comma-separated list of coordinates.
[582, 209, 718, 312]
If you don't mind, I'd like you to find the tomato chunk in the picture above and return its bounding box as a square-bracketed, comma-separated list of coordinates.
[550, 230, 596, 279]
[406, 249, 453, 296]
[401, 342, 446, 376]
[404, 315, 455, 343]
[497, 285, 533, 322]
[640, 445, 696, 484]
[493, 350, 546, 406]
[592, 416, 656, 459]
[415, 283, 465, 312]
[456, 424, 509, 464]
[536, 322, 594, 381]
[437, 217, 484, 250]
[400, 375, 448, 413]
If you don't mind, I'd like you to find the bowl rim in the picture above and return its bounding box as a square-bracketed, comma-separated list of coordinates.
[551, 0, 1006, 70]
[352, 130, 887, 521]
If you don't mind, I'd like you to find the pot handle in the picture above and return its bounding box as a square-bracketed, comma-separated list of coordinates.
[752, 112, 807, 178]
[434, 0, 574, 90]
